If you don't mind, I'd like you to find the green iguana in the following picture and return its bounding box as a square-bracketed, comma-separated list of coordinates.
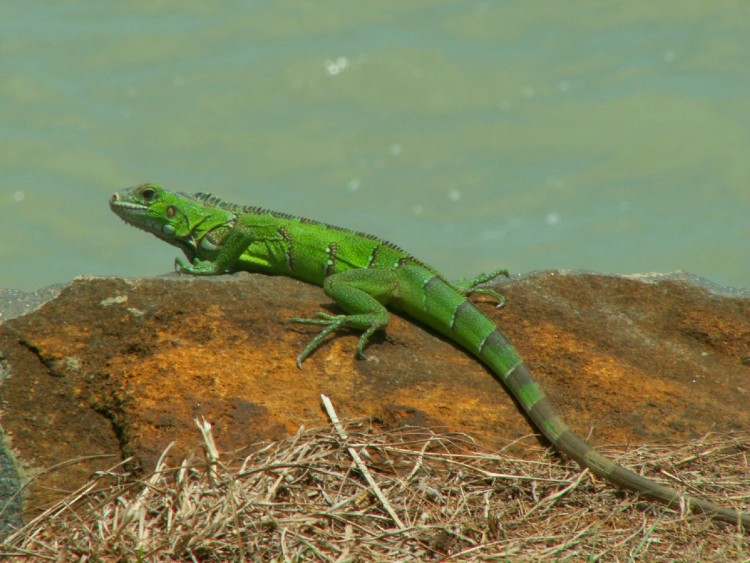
[110, 183, 749, 528]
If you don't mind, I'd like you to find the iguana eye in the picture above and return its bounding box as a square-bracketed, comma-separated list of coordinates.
[140, 186, 156, 200]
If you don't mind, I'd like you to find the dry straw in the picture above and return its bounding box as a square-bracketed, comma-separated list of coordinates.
[1, 395, 748, 561]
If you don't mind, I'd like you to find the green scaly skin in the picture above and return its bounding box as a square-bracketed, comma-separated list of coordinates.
[110, 183, 749, 528]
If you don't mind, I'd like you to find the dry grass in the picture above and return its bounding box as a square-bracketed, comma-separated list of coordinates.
[1, 398, 748, 562]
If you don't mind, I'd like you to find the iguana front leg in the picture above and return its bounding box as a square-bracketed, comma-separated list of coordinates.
[176, 223, 256, 275]
[290, 268, 397, 367]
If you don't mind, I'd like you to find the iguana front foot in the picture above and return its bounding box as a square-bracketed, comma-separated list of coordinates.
[175, 256, 224, 275]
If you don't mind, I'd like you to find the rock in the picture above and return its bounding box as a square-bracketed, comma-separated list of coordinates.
[0, 271, 748, 519]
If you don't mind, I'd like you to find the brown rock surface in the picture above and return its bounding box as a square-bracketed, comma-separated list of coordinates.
[0, 271, 748, 518]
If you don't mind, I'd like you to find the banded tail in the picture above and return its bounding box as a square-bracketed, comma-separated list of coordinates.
[416, 273, 750, 527]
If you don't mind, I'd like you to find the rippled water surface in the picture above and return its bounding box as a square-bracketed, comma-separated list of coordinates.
[2, 1, 748, 290]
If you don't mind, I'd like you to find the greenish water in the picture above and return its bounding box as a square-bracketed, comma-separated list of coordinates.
[1, 1, 748, 290]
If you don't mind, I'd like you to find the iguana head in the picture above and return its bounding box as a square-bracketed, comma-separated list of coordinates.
[110, 183, 235, 260]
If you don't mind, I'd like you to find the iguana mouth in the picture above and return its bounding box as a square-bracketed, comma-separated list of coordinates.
[109, 193, 146, 211]
[109, 194, 150, 225]
[111, 202, 147, 212]
[109, 192, 158, 238]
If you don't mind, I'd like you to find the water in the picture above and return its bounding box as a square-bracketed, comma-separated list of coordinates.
[1, 1, 748, 291]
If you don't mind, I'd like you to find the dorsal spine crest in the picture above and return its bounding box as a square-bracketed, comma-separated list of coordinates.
[185, 192, 410, 255]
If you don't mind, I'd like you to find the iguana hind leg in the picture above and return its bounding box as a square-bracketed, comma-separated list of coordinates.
[454, 268, 509, 308]
[290, 268, 397, 367]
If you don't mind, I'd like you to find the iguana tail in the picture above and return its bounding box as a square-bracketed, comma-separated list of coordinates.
[500, 359, 749, 526]
[420, 276, 750, 527]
